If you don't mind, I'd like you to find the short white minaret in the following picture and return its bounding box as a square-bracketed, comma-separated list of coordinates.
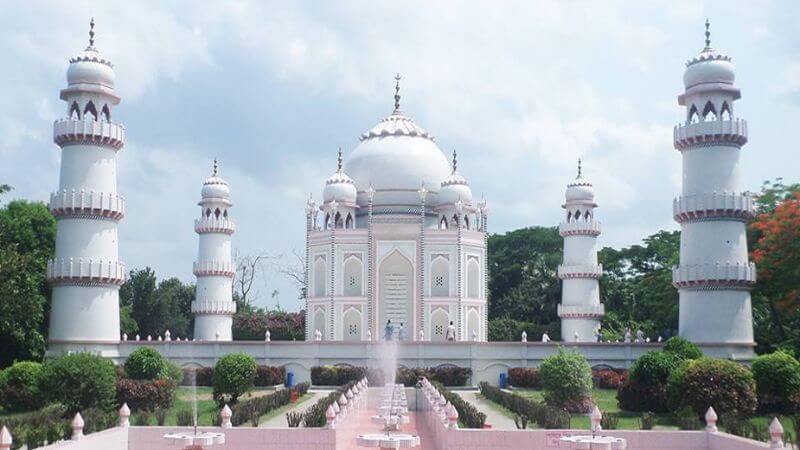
[192, 160, 236, 340]
[48, 19, 126, 346]
[673, 20, 755, 345]
[557, 160, 604, 342]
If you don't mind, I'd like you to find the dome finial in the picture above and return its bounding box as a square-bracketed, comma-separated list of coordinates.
[704, 18, 712, 51]
[337, 147, 343, 173]
[452, 149, 458, 174]
[88, 17, 96, 50]
[577, 157, 582, 179]
[393, 73, 402, 113]
[212, 158, 218, 176]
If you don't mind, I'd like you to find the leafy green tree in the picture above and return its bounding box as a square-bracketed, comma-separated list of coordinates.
[0, 198, 56, 365]
[120, 268, 194, 339]
[488, 227, 562, 327]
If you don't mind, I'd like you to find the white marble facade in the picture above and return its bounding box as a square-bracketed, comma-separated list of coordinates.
[304, 78, 488, 342]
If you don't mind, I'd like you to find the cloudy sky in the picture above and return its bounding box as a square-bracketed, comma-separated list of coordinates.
[2, 1, 799, 311]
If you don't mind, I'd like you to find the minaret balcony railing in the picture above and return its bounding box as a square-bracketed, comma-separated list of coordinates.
[194, 218, 236, 235]
[53, 118, 125, 150]
[673, 118, 747, 150]
[672, 262, 756, 289]
[193, 260, 235, 278]
[191, 300, 237, 315]
[557, 304, 605, 319]
[673, 192, 756, 223]
[559, 220, 601, 237]
[50, 189, 125, 220]
[558, 264, 603, 280]
[47, 257, 126, 286]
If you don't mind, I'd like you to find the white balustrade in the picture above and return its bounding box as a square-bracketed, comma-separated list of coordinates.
[53, 117, 125, 149]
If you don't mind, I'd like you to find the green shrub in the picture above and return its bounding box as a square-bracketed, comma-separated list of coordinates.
[617, 378, 669, 412]
[310, 366, 366, 386]
[0, 404, 70, 449]
[228, 383, 309, 426]
[176, 409, 194, 426]
[600, 411, 619, 430]
[255, 366, 286, 387]
[434, 382, 486, 428]
[212, 353, 257, 404]
[508, 368, 540, 389]
[663, 336, 702, 360]
[116, 378, 176, 411]
[0, 361, 46, 412]
[41, 353, 117, 413]
[674, 405, 701, 430]
[666, 357, 756, 417]
[302, 380, 359, 427]
[630, 351, 684, 386]
[286, 411, 303, 427]
[479, 382, 570, 429]
[514, 414, 529, 429]
[539, 347, 593, 413]
[751, 351, 800, 413]
[125, 347, 170, 380]
[134, 411, 151, 426]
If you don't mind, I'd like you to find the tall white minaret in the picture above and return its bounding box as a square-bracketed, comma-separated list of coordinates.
[557, 160, 604, 342]
[192, 160, 236, 340]
[673, 20, 755, 345]
[48, 19, 126, 347]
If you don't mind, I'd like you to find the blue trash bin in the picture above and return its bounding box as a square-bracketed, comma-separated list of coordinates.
[499, 372, 507, 389]
[286, 371, 294, 388]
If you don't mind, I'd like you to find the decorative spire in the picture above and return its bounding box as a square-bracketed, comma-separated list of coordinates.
[88, 17, 96, 50]
[393, 73, 402, 113]
[704, 18, 712, 51]
[577, 158, 582, 179]
[337, 147, 343, 173]
[452, 149, 458, 174]
[212, 158, 218, 177]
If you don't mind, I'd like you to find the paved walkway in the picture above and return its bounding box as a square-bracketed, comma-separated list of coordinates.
[259, 389, 333, 428]
[456, 390, 518, 430]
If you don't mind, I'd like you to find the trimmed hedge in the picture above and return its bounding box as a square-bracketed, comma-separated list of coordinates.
[124, 347, 170, 380]
[0, 361, 46, 412]
[0, 404, 116, 450]
[255, 366, 286, 387]
[116, 378, 176, 412]
[302, 380, 359, 427]
[508, 368, 540, 389]
[434, 381, 486, 428]
[41, 353, 117, 414]
[751, 350, 800, 413]
[479, 382, 570, 429]
[618, 350, 684, 413]
[666, 357, 757, 417]
[213, 353, 257, 404]
[229, 382, 310, 426]
[629, 351, 683, 386]
[539, 347, 593, 413]
[592, 369, 627, 389]
[311, 365, 471, 387]
[617, 378, 669, 413]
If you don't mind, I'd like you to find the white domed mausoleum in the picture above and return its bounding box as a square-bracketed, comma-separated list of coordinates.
[305, 75, 489, 342]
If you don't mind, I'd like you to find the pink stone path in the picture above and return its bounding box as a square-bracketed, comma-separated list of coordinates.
[334, 401, 437, 450]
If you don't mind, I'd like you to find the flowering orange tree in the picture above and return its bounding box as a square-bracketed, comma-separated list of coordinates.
[749, 179, 800, 353]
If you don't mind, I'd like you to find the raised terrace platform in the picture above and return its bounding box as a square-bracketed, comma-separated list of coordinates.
[46, 341, 755, 385]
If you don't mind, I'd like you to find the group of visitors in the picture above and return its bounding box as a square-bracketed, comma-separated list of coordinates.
[384, 319, 457, 341]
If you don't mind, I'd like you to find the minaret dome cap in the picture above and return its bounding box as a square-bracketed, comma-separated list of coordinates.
[438, 149, 472, 206]
[565, 159, 595, 202]
[683, 19, 735, 89]
[66, 18, 116, 90]
[323, 148, 357, 204]
[201, 159, 230, 200]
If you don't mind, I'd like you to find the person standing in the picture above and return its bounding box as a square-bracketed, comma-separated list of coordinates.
[623, 326, 632, 343]
[445, 321, 456, 342]
[541, 331, 550, 343]
[398, 322, 406, 341]
[384, 320, 393, 341]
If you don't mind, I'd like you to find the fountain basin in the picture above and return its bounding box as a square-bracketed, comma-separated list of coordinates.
[356, 433, 420, 448]
[561, 435, 627, 450]
[164, 431, 225, 448]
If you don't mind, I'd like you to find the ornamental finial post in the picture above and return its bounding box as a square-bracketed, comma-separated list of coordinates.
[393, 73, 402, 112]
[704, 18, 712, 50]
[577, 157, 582, 178]
[452, 149, 458, 174]
[213, 158, 218, 176]
[88, 17, 96, 49]
[337, 147, 343, 173]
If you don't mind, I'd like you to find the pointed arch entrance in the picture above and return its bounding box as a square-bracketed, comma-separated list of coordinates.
[378, 249, 414, 340]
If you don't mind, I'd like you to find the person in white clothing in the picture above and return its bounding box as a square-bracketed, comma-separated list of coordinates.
[445, 321, 456, 342]
[541, 331, 550, 343]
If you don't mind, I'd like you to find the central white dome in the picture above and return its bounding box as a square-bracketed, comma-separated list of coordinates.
[345, 112, 450, 210]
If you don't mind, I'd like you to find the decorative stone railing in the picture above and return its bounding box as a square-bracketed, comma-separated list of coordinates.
[47, 258, 126, 286]
[672, 262, 756, 289]
[191, 300, 237, 315]
[53, 118, 125, 150]
[558, 264, 603, 280]
[559, 220, 601, 237]
[673, 192, 756, 223]
[557, 304, 605, 319]
[193, 260, 235, 278]
[673, 118, 747, 150]
[194, 218, 236, 235]
[50, 189, 125, 220]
